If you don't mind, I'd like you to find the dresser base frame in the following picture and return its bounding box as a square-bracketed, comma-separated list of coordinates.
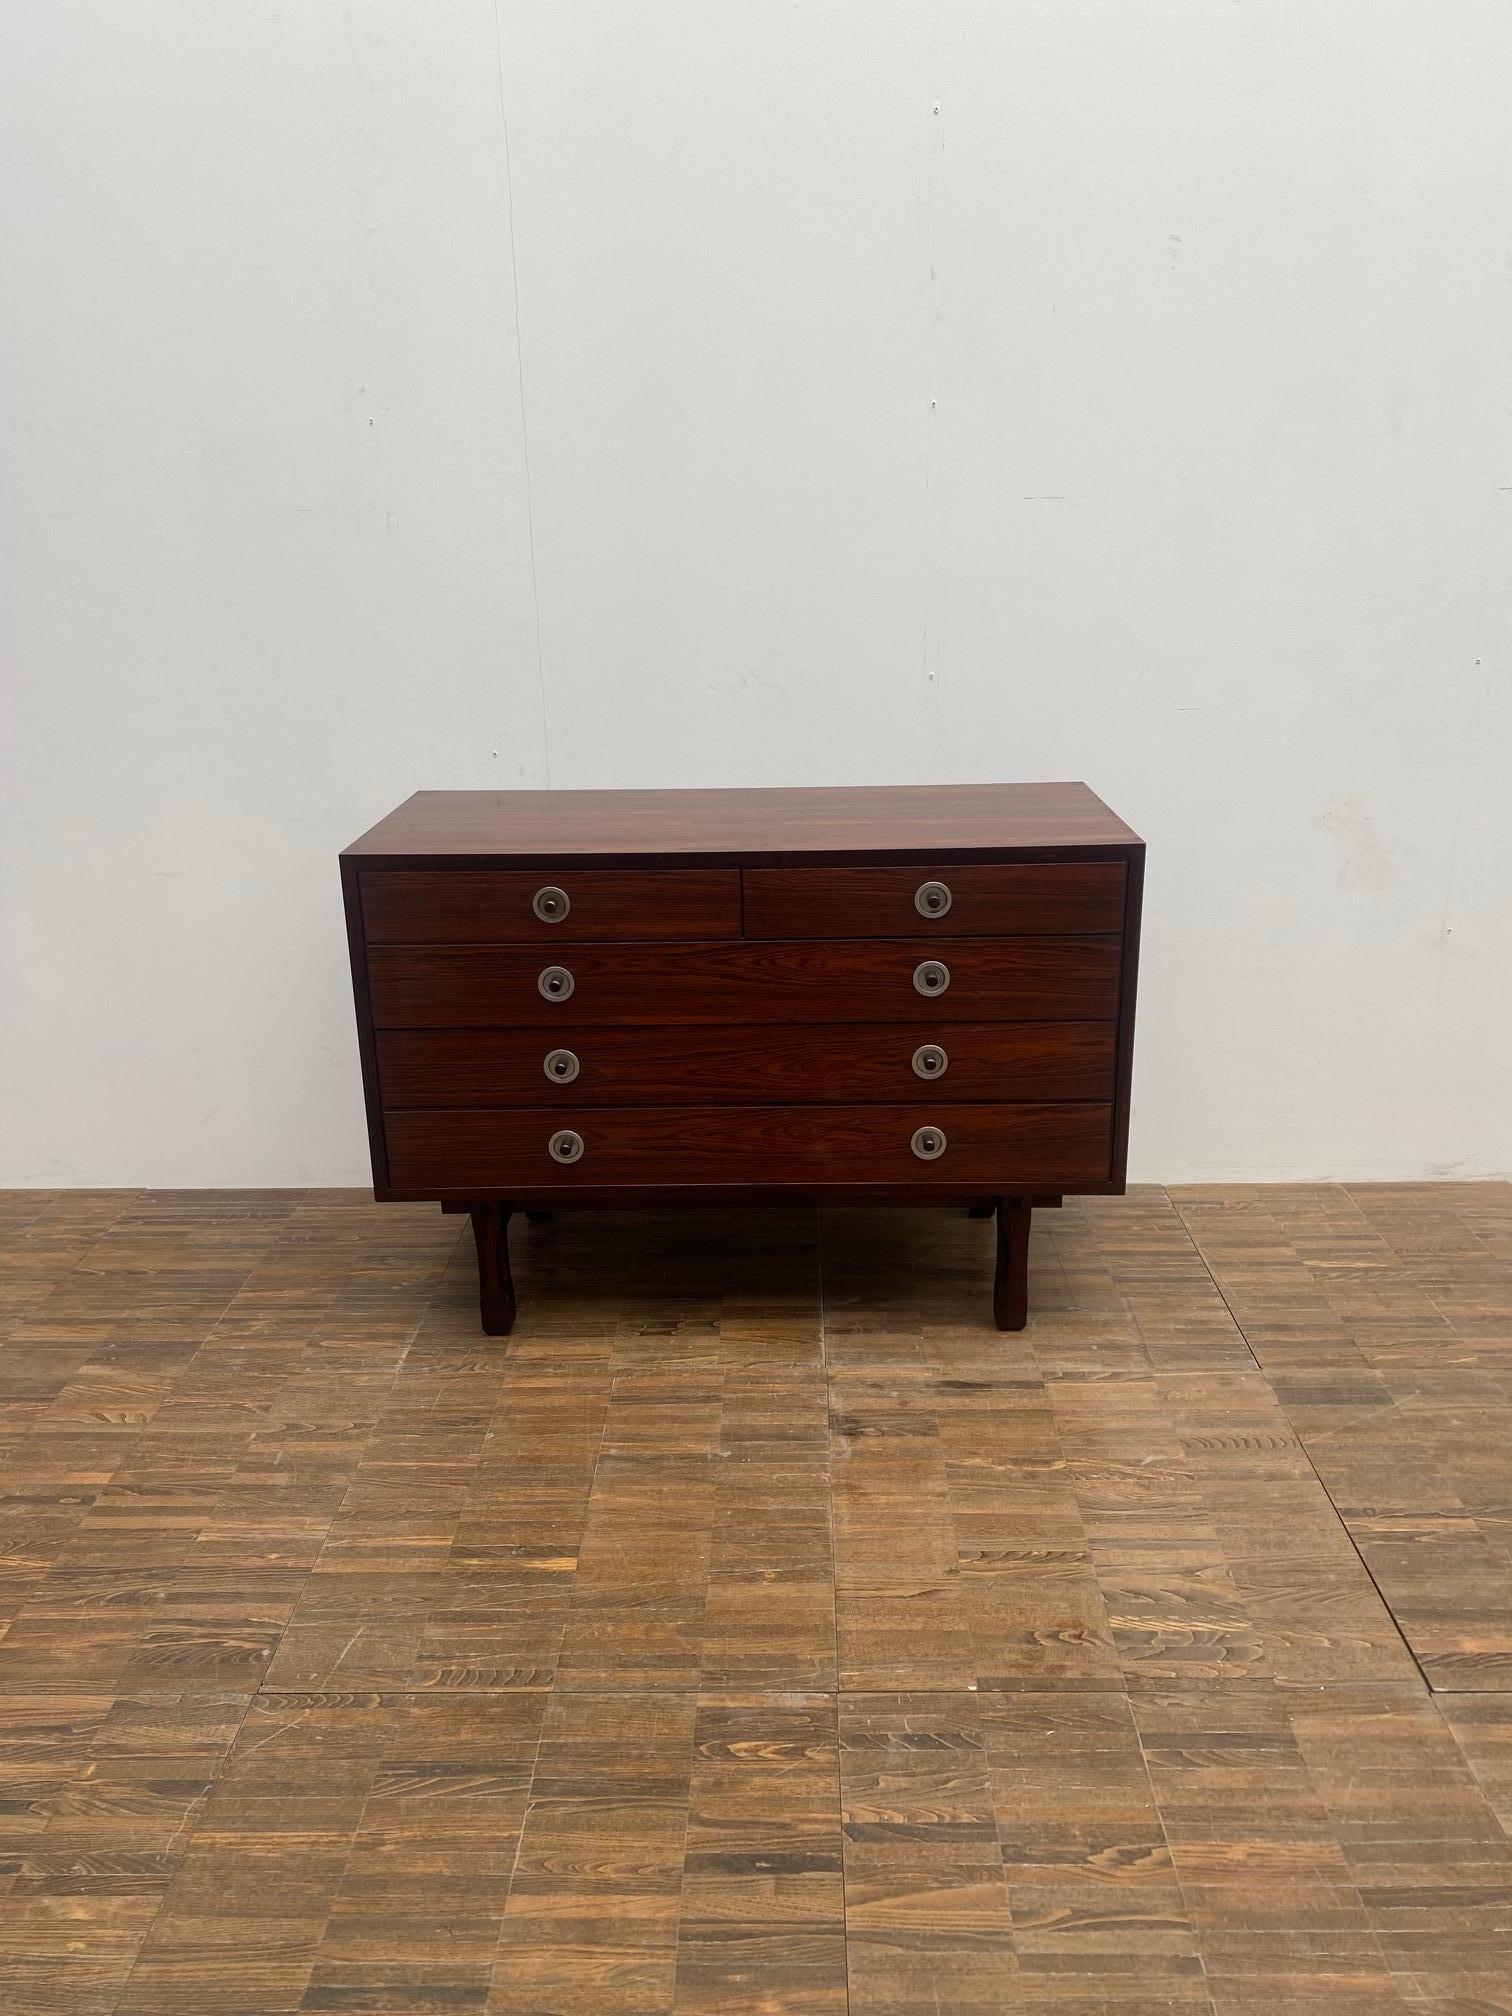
[455, 1195, 1058, 1337]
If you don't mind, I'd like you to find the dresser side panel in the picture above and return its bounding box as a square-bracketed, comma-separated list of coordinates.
[1109, 844, 1145, 1191]
[366, 937, 1123, 1029]
[341, 858, 391, 1194]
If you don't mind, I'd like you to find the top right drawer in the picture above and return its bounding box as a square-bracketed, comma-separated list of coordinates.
[743, 862, 1126, 938]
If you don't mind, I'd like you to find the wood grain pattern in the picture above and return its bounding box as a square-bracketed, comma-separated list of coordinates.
[379, 1104, 1112, 1193]
[368, 936, 1123, 1030]
[384, 1101, 1114, 1192]
[744, 860, 1127, 937]
[361, 867, 741, 945]
[375, 1020, 1119, 1109]
[2, 1180, 1512, 2012]
[343, 780, 1141, 864]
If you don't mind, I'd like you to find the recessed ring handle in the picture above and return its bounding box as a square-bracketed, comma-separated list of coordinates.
[912, 1043, 948, 1080]
[548, 1128, 584, 1164]
[533, 884, 571, 924]
[543, 1047, 580, 1084]
[915, 879, 952, 919]
[913, 958, 951, 997]
[911, 1124, 947, 1161]
[537, 964, 575, 1002]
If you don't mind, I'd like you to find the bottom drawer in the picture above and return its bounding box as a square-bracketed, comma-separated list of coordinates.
[384, 1102, 1112, 1191]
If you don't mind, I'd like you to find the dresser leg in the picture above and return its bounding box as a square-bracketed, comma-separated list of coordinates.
[967, 1201, 996, 1219]
[993, 1197, 1032, 1331]
[469, 1203, 516, 1337]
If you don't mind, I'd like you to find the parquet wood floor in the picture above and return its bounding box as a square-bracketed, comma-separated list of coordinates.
[2, 1183, 1511, 2013]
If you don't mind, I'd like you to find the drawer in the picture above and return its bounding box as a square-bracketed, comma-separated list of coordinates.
[743, 862, 1125, 938]
[360, 868, 740, 944]
[376, 1021, 1118, 1108]
[385, 1102, 1113, 1190]
[367, 938, 1120, 1029]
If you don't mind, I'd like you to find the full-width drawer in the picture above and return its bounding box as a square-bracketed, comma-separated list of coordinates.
[360, 868, 741, 944]
[376, 1021, 1118, 1108]
[743, 863, 1125, 938]
[385, 1102, 1113, 1190]
[367, 938, 1120, 1029]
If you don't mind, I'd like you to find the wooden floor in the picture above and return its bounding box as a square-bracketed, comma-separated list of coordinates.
[3, 1185, 1512, 2014]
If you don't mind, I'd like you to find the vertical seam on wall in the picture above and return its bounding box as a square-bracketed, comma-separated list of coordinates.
[492, 0, 552, 789]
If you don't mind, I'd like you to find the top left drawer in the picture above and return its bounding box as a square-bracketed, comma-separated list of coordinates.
[360, 869, 742, 944]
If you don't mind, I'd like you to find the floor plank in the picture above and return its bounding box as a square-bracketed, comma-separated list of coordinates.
[1, 1183, 1511, 2013]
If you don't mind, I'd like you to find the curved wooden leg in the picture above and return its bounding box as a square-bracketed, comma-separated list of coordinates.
[469, 1203, 515, 1337]
[993, 1197, 1032, 1331]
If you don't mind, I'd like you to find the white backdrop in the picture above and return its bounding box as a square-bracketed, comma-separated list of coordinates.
[3, 1, 1509, 1185]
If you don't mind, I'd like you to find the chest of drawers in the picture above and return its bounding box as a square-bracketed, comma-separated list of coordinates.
[341, 783, 1143, 1335]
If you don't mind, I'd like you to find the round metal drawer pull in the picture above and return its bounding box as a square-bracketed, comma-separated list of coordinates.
[911, 1124, 947, 1161]
[543, 1047, 580, 1084]
[532, 884, 571, 924]
[912, 1043, 949, 1080]
[913, 958, 951, 997]
[915, 879, 952, 919]
[537, 964, 575, 1002]
[548, 1128, 584, 1164]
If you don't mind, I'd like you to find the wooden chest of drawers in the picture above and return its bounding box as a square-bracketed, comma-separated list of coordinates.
[341, 783, 1143, 1334]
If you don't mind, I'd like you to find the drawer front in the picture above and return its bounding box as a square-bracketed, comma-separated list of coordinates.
[386, 1102, 1113, 1190]
[360, 868, 741, 944]
[743, 863, 1125, 938]
[367, 938, 1120, 1029]
[377, 1021, 1118, 1108]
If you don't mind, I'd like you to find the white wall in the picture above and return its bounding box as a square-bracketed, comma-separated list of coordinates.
[3, 0, 1509, 1186]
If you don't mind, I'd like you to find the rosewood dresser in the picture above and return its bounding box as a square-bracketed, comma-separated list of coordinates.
[340, 783, 1143, 1335]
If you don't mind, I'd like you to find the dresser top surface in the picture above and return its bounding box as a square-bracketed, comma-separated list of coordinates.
[344, 782, 1140, 865]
